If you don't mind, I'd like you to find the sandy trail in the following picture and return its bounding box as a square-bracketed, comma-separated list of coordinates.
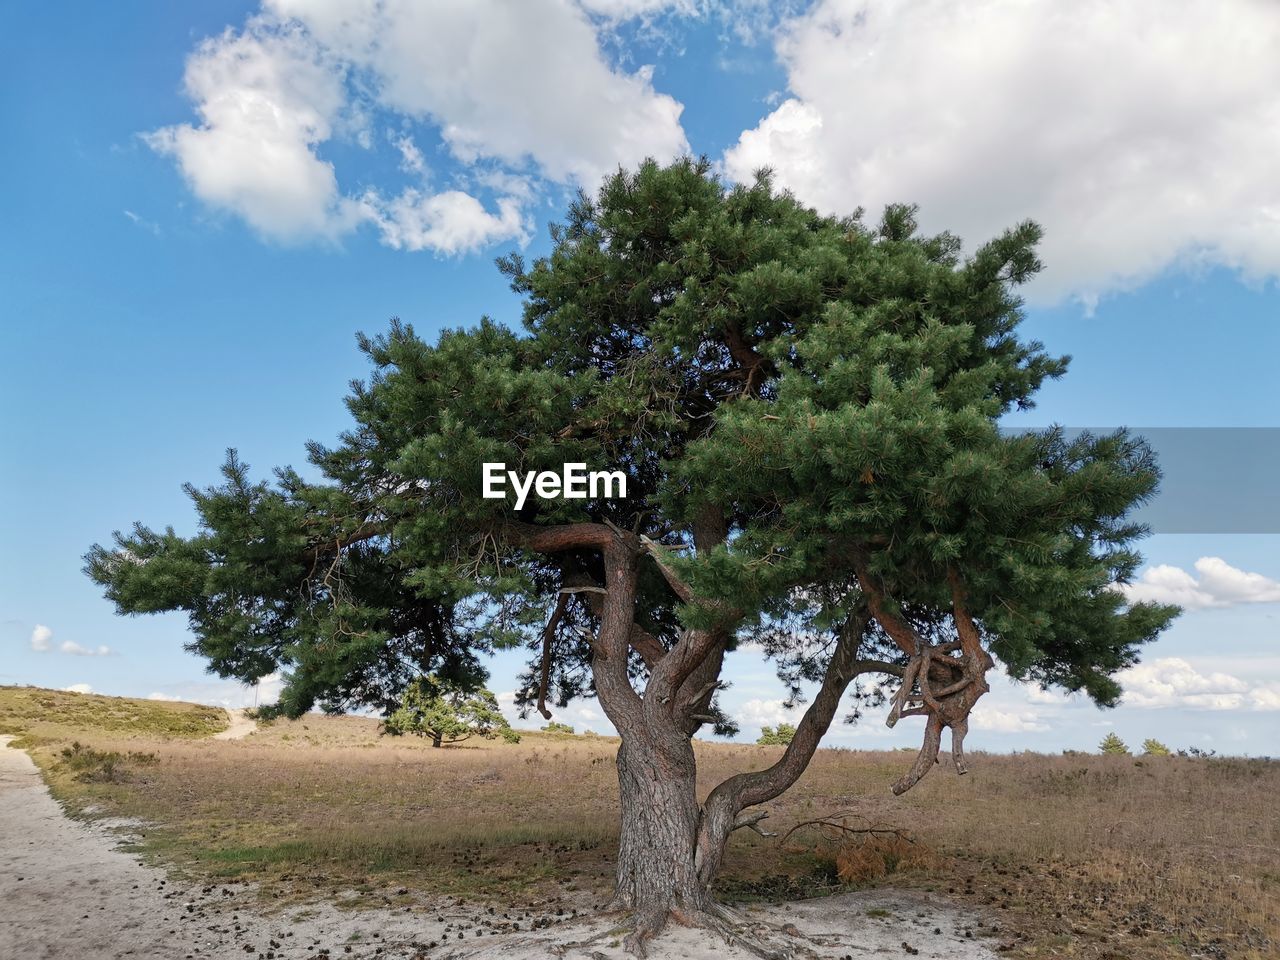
[212, 708, 258, 741]
[0, 736, 998, 959]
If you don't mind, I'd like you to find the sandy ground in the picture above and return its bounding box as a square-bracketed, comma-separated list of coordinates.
[0, 736, 998, 960]
[212, 709, 258, 741]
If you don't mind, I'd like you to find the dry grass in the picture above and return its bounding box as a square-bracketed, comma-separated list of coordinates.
[3, 685, 1276, 959]
[0, 685, 227, 742]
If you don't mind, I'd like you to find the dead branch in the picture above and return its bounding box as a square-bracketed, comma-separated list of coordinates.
[731, 809, 776, 838]
[779, 811, 914, 847]
[536, 593, 570, 720]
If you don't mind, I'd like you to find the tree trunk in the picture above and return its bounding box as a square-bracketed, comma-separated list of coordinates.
[612, 729, 708, 948]
[431, 731, 442, 748]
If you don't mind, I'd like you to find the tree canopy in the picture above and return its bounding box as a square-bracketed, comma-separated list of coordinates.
[87, 157, 1177, 947]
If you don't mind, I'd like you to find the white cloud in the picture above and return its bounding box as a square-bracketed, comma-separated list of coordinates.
[143, 673, 283, 709]
[494, 691, 619, 734]
[737, 697, 799, 728]
[1118, 657, 1251, 710]
[970, 706, 1049, 733]
[1120, 557, 1280, 609]
[573, 705, 603, 724]
[144, 18, 358, 242]
[360, 188, 528, 256]
[391, 133, 427, 177]
[62, 684, 93, 695]
[266, 0, 688, 185]
[724, 0, 1280, 304]
[59, 641, 112, 657]
[28, 625, 111, 657]
[147, 2, 689, 253]
[1250, 686, 1280, 711]
[1023, 684, 1072, 706]
[123, 210, 161, 235]
[30, 624, 52, 652]
[576, 0, 702, 21]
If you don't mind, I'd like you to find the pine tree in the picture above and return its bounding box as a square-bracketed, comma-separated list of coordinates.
[1141, 737, 1171, 756]
[1099, 732, 1131, 755]
[86, 158, 1177, 952]
[383, 676, 518, 747]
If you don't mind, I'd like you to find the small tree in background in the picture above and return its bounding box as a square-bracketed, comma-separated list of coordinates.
[1099, 732, 1130, 755]
[384, 676, 519, 747]
[1142, 737, 1171, 756]
[542, 721, 575, 735]
[756, 723, 797, 746]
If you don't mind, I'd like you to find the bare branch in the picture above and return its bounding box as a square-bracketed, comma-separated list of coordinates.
[536, 592, 569, 721]
[731, 810, 775, 838]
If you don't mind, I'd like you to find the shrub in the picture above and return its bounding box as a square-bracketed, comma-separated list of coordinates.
[59, 741, 159, 782]
[832, 834, 936, 885]
[541, 721, 575, 735]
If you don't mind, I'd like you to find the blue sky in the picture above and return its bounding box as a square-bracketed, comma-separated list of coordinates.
[2, 1, 1278, 756]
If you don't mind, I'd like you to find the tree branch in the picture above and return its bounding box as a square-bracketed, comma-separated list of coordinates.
[695, 608, 886, 883]
[509, 521, 617, 554]
[535, 592, 569, 721]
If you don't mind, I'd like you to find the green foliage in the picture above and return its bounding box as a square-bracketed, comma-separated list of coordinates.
[756, 723, 796, 746]
[541, 721, 575, 735]
[1098, 732, 1131, 755]
[86, 157, 1176, 726]
[384, 676, 519, 747]
[1141, 738, 1171, 756]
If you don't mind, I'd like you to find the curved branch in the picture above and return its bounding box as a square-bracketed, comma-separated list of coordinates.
[535, 592, 570, 720]
[695, 608, 883, 883]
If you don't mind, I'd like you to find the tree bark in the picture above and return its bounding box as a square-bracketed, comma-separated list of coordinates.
[612, 729, 707, 939]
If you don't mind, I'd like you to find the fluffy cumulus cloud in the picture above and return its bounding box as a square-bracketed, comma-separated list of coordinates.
[737, 697, 799, 728]
[144, 19, 355, 242]
[725, 0, 1280, 304]
[148, 0, 689, 253]
[1117, 657, 1280, 711]
[970, 706, 1049, 733]
[1120, 557, 1280, 610]
[62, 683, 94, 695]
[27, 625, 111, 656]
[60, 641, 113, 657]
[29, 624, 52, 651]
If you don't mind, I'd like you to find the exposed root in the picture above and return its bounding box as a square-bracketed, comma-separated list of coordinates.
[609, 901, 821, 960]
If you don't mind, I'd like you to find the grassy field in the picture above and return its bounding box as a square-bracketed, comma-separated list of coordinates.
[3, 685, 1276, 959]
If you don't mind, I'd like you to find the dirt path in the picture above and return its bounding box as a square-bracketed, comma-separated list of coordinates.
[0, 736, 998, 959]
[212, 708, 257, 740]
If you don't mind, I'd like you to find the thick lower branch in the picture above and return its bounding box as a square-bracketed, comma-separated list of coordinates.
[695, 609, 877, 882]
